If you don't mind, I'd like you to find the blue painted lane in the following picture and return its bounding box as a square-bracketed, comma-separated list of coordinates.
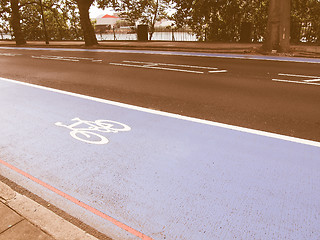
[0, 77, 320, 240]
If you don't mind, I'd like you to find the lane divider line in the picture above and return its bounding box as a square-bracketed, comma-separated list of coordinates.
[273, 73, 320, 85]
[0, 158, 154, 240]
[109, 62, 204, 74]
[31, 55, 80, 62]
[272, 79, 320, 86]
[0, 76, 319, 148]
[304, 78, 320, 82]
[123, 60, 219, 70]
[208, 70, 228, 73]
[278, 73, 320, 79]
[111, 60, 227, 74]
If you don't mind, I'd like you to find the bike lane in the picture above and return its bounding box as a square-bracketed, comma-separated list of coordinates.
[0, 77, 320, 240]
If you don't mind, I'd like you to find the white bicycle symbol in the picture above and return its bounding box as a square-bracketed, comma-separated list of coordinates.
[55, 117, 131, 145]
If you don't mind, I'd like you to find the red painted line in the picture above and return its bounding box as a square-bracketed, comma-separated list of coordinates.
[0, 158, 154, 240]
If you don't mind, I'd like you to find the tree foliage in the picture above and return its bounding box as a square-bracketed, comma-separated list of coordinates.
[111, 0, 171, 40]
[1, 0, 319, 44]
[171, 0, 268, 42]
[0, 0, 12, 38]
[291, 0, 320, 43]
[20, 0, 83, 41]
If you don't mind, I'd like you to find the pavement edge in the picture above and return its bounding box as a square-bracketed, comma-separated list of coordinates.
[0, 180, 99, 240]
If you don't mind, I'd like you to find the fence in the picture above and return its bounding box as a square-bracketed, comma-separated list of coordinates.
[95, 26, 197, 41]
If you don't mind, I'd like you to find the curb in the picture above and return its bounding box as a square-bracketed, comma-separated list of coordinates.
[0, 41, 319, 58]
[0, 181, 99, 240]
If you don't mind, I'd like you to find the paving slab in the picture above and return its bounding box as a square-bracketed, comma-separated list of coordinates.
[0, 220, 54, 240]
[0, 180, 100, 240]
[0, 202, 23, 233]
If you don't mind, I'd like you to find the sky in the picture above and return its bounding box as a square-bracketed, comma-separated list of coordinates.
[89, 6, 115, 18]
[89, 5, 176, 19]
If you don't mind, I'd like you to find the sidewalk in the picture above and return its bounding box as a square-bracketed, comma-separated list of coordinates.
[0, 40, 319, 58]
[0, 181, 100, 240]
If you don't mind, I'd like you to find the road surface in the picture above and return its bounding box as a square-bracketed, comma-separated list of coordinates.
[0, 46, 319, 141]
[0, 47, 320, 240]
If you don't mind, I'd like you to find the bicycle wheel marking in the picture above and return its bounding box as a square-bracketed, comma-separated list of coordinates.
[55, 117, 131, 145]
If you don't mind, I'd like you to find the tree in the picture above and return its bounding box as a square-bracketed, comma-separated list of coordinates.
[9, 0, 26, 45]
[141, 0, 170, 40]
[291, 0, 320, 44]
[263, 0, 291, 52]
[0, 0, 11, 38]
[171, 0, 268, 42]
[112, 0, 170, 40]
[18, 0, 82, 41]
[75, 0, 97, 46]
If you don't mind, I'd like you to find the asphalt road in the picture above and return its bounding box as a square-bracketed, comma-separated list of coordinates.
[0, 47, 319, 142]
[0, 76, 319, 240]
[0, 47, 320, 240]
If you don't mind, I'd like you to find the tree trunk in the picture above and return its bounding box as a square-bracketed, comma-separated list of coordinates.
[263, 0, 291, 52]
[76, 0, 98, 46]
[9, 0, 26, 45]
[39, 0, 49, 44]
[149, 0, 159, 41]
[279, 0, 291, 52]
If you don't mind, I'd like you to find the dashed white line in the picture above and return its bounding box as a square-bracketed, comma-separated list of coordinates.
[273, 73, 320, 86]
[31, 55, 102, 63]
[303, 79, 320, 82]
[123, 61, 219, 70]
[110, 62, 204, 74]
[0, 53, 22, 56]
[208, 70, 228, 73]
[112, 61, 227, 74]
[32, 55, 79, 62]
[278, 73, 320, 79]
[272, 79, 320, 86]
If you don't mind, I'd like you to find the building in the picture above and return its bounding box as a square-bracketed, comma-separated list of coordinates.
[94, 14, 120, 33]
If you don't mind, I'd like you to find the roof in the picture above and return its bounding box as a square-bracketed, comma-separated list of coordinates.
[102, 14, 118, 19]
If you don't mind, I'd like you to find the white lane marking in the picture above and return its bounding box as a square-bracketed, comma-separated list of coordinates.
[55, 117, 131, 145]
[0, 76, 319, 148]
[110, 62, 204, 74]
[278, 73, 320, 79]
[208, 70, 228, 73]
[31, 55, 102, 63]
[1, 46, 319, 64]
[304, 79, 320, 82]
[32, 55, 79, 62]
[0, 53, 22, 57]
[112, 61, 227, 74]
[123, 61, 219, 70]
[272, 79, 320, 86]
[273, 73, 320, 85]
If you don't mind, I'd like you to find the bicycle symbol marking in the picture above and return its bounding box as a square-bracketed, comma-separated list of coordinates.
[55, 117, 131, 145]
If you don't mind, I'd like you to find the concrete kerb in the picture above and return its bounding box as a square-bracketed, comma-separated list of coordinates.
[0, 181, 99, 240]
[0, 40, 319, 57]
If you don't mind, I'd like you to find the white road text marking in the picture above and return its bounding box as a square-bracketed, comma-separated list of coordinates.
[55, 118, 131, 145]
[1, 76, 319, 148]
[110, 61, 227, 74]
[110, 62, 204, 74]
[273, 73, 320, 86]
